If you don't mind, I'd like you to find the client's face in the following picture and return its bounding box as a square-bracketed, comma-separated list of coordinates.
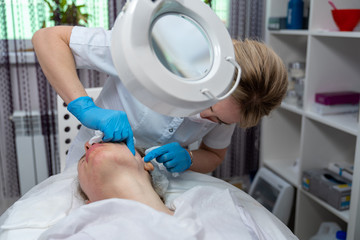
[77, 142, 149, 202]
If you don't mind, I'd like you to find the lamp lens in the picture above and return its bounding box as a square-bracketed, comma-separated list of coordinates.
[150, 14, 212, 80]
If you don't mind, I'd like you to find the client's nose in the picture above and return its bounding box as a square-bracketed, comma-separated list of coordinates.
[200, 107, 213, 118]
[84, 142, 91, 152]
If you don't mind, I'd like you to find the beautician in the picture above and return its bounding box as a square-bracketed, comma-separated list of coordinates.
[32, 8, 287, 174]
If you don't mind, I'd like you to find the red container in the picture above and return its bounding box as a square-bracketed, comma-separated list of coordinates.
[331, 9, 360, 31]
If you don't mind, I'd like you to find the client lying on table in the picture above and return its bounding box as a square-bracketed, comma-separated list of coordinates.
[0, 141, 298, 239]
[76, 141, 173, 215]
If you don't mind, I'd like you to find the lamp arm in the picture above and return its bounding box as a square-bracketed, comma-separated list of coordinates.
[201, 56, 241, 101]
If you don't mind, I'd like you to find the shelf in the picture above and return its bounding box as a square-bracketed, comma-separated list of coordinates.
[263, 159, 299, 186]
[310, 0, 360, 34]
[269, 30, 309, 36]
[281, 102, 304, 115]
[266, 33, 308, 66]
[310, 30, 360, 38]
[265, 1, 360, 238]
[260, 108, 302, 180]
[305, 110, 358, 136]
[301, 117, 356, 169]
[300, 188, 349, 223]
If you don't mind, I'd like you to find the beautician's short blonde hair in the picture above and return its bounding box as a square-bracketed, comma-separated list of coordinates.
[231, 39, 288, 128]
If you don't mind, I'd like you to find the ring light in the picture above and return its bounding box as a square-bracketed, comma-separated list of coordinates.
[111, 0, 241, 117]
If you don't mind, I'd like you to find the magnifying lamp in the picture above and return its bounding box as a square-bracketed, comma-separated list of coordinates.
[111, 0, 241, 117]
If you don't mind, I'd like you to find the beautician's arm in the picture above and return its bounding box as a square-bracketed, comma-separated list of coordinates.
[32, 26, 86, 104]
[32, 26, 136, 152]
[189, 143, 227, 174]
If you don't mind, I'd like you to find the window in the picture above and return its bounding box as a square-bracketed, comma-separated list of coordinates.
[1, 0, 230, 40]
[203, 0, 230, 27]
[1, 0, 109, 40]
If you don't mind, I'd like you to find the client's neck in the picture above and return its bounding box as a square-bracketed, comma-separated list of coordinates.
[105, 174, 173, 216]
[133, 185, 173, 216]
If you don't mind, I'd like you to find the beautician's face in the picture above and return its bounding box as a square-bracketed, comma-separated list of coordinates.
[77, 142, 146, 202]
[200, 96, 241, 125]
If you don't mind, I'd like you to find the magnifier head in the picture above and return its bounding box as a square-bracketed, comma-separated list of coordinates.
[111, 0, 236, 117]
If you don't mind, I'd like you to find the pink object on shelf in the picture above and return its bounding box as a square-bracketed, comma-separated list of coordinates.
[315, 91, 360, 105]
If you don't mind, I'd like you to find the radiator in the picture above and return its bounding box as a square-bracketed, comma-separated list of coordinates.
[11, 111, 52, 195]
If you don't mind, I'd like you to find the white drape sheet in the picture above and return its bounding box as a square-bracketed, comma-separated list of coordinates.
[0, 165, 298, 240]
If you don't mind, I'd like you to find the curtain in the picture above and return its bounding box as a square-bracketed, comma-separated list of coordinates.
[0, 1, 117, 214]
[228, 0, 264, 40]
[212, 0, 264, 187]
[0, 4, 19, 210]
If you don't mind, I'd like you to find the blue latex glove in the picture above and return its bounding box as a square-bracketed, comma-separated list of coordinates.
[143, 142, 192, 173]
[67, 96, 135, 155]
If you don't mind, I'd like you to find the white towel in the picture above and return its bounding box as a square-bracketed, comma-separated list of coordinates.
[88, 130, 137, 146]
[145, 146, 170, 197]
[88, 130, 104, 145]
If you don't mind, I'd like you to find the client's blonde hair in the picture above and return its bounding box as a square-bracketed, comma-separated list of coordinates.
[231, 39, 288, 128]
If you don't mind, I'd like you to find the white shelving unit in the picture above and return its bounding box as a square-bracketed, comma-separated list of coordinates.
[262, 0, 360, 239]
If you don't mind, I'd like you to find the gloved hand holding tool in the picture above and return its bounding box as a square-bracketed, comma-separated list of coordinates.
[67, 96, 135, 155]
[144, 142, 192, 173]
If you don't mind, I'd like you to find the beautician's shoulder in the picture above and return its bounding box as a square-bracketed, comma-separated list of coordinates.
[69, 26, 117, 75]
[202, 123, 236, 149]
[70, 26, 112, 47]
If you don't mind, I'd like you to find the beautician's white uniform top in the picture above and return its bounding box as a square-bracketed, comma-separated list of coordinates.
[65, 26, 236, 168]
